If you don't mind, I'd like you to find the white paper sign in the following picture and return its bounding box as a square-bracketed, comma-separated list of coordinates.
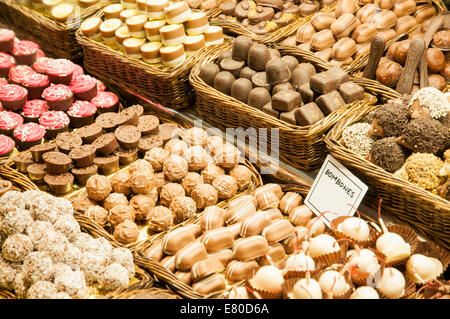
[304, 155, 368, 228]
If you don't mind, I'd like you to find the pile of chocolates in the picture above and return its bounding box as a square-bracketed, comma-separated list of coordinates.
[143, 184, 448, 298]
[80, 1, 224, 69]
[282, 0, 438, 67]
[71, 126, 253, 245]
[0, 190, 136, 299]
[218, 0, 325, 35]
[342, 88, 450, 200]
[0, 28, 119, 156]
[199, 36, 365, 126]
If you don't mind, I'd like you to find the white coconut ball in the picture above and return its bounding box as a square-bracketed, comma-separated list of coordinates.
[291, 278, 322, 299]
[249, 265, 284, 294]
[350, 286, 379, 299]
[406, 254, 443, 284]
[309, 234, 340, 258]
[338, 217, 370, 241]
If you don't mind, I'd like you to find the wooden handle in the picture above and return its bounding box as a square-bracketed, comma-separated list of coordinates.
[442, 12, 450, 30]
[396, 37, 426, 94]
[419, 51, 428, 88]
[423, 15, 444, 47]
[363, 35, 386, 80]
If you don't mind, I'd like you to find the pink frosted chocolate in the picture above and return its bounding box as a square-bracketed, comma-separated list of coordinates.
[0, 29, 15, 52]
[32, 57, 55, 74]
[22, 72, 50, 100]
[0, 78, 7, 86]
[67, 100, 97, 117]
[39, 110, 70, 129]
[47, 59, 75, 85]
[0, 52, 15, 78]
[91, 91, 119, 112]
[12, 40, 39, 65]
[13, 122, 45, 150]
[72, 64, 84, 78]
[0, 84, 28, 111]
[8, 65, 36, 85]
[0, 110, 24, 135]
[42, 84, 73, 111]
[97, 80, 106, 92]
[21, 99, 48, 122]
[0, 134, 14, 156]
[36, 49, 46, 59]
[69, 74, 97, 101]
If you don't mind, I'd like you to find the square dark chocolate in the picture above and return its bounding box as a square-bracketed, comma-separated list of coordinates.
[328, 67, 350, 85]
[298, 84, 315, 104]
[272, 90, 302, 112]
[262, 102, 280, 118]
[310, 71, 340, 94]
[280, 108, 298, 125]
[315, 90, 346, 115]
[294, 102, 325, 126]
[338, 81, 365, 103]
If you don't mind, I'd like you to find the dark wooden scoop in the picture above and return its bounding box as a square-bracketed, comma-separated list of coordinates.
[363, 35, 386, 80]
[396, 37, 426, 94]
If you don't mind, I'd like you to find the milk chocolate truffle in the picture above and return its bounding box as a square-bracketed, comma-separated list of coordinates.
[108, 204, 136, 228]
[144, 147, 169, 171]
[110, 170, 131, 195]
[181, 172, 204, 195]
[163, 154, 189, 181]
[201, 162, 226, 185]
[232, 36, 253, 62]
[104, 193, 129, 212]
[86, 175, 112, 202]
[247, 87, 271, 110]
[229, 165, 252, 191]
[199, 63, 220, 87]
[73, 195, 97, 214]
[231, 78, 253, 103]
[240, 66, 257, 81]
[131, 170, 155, 194]
[266, 58, 292, 85]
[205, 135, 224, 156]
[281, 55, 299, 73]
[85, 205, 109, 227]
[213, 143, 241, 169]
[128, 159, 154, 175]
[164, 139, 188, 156]
[148, 206, 174, 232]
[129, 195, 156, 221]
[214, 71, 235, 95]
[369, 137, 406, 173]
[160, 183, 186, 207]
[169, 196, 197, 222]
[248, 44, 270, 71]
[191, 184, 218, 209]
[212, 175, 238, 200]
[113, 220, 139, 244]
[183, 146, 211, 171]
[182, 127, 208, 148]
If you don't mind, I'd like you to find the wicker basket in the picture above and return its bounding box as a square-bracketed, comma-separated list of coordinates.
[0, 0, 109, 60]
[190, 43, 378, 171]
[210, 3, 336, 44]
[325, 103, 450, 250]
[75, 8, 230, 110]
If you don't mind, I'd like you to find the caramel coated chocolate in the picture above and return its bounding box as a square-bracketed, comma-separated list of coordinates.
[294, 102, 325, 126]
[272, 90, 302, 112]
[316, 90, 346, 115]
[233, 235, 270, 261]
[175, 241, 208, 271]
[191, 257, 225, 282]
[338, 81, 364, 103]
[240, 212, 272, 237]
[262, 219, 295, 244]
[201, 227, 235, 253]
[225, 260, 259, 283]
[192, 274, 227, 295]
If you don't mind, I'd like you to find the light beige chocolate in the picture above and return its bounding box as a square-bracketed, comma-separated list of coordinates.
[378, 29, 397, 43]
[257, 243, 286, 266]
[414, 3, 436, 24]
[282, 226, 308, 254]
[120, 9, 137, 23]
[51, 3, 74, 22]
[80, 17, 102, 37]
[175, 241, 208, 271]
[240, 212, 272, 237]
[225, 260, 259, 283]
[185, 224, 202, 238]
[295, 22, 315, 43]
[100, 18, 122, 39]
[263, 208, 284, 221]
[143, 242, 163, 262]
[310, 29, 335, 51]
[315, 48, 332, 61]
[225, 195, 257, 225]
[175, 271, 192, 285]
[162, 226, 196, 255]
[352, 23, 377, 44]
[160, 24, 186, 43]
[208, 249, 234, 266]
[184, 12, 208, 30]
[356, 43, 371, 56]
[146, 0, 169, 14]
[201, 227, 235, 253]
[161, 255, 176, 273]
[335, 0, 359, 17]
[253, 183, 283, 199]
[192, 257, 225, 282]
[200, 205, 226, 232]
[141, 42, 162, 61]
[311, 12, 336, 31]
[356, 4, 378, 24]
[204, 26, 223, 43]
[289, 205, 313, 226]
[126, 14, 147, 33]
[136, 0, 146, 13]
[160, 44, 186, 65]
[184, 35, 205, 54]
[123, 37, 145, 56]
[393, 0, 417, 17]
[331, 13, 358, 39]
[144, 20, 166, 40]
[255, 190, 280, 211]
[279, 192, 303, 215]
[331, 37, 357, 61]
[115, 26, 130, 46]
[395, 15, 417, 35]
[262, 219, 296, 244]
[103, 3, 123, 19]
[371, 10, 398, 30]
[233, 235, 270, 261]
[192, 274, 227, 295]
[164, 1, 190, 19]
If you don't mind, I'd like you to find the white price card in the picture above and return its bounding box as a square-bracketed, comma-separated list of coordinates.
[304, 155, 368, 228]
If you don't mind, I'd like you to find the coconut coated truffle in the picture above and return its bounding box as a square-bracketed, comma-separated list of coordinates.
[369, 137, 407, 173]
[27, 281, 58, 299]
[99, 263, 129, 291]
[26, 220, 55, 249]
[2, 234, 33, 263]
[79, 251, 108, 284]
[0, 191, 25, 217]
[53, 214, 81, 242]
[109, 247, 135, 279]
[22, 251, 55, 284]
[54, 269, 88, 298]
[342, 123, 377, 157]
[0, 208, 34, 236]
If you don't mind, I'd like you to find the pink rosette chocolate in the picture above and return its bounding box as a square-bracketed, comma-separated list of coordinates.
[67, 100, 97, 128]
[12, 40, 39, 65]
[91, 91, 119, 113]
[42, 84, 73, 111]
[13, 122, 45, 149]
[22, 72, 50, 100]
[0, 52, 15, 78]
[8, 65, 36, 85]
[0, 78, 8, 86]
[32, 57, 54, 74]
[69, 74, 97, 101]
[36, 49, 46, 59]
[0, 110, 24, 135]
[21, 99, 48, 122]
[0, 29, 15, 53]
[72, 64, 84, 78]
[0, 84, 28, 111]
[0, 134, 15, 156]
[97, 80, 106, 92]
[47, 59, 75, 85]
[39, 110, 70, 129]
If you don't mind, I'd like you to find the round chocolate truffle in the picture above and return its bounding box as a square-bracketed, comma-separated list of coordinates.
[370, 137, 406, 173]
[247, 43, 270, 71]
[108, 204, 136, 228]
[129, 195, 156, 221]
[86, 175, 112, 202]
[148, 206, 174, 232]
[212, 175, 238, 199]
[232, 36, 253, 62]
[128, 159, 154, 176]
[214, 71, 235, 96]
[191, 184, 218, 209]
[164, 139, 188, 156]
[182, 127, 208, 147]
[206, 135, 224, 156]
[199, 63, 220, 87]
[201, 162, 226, 184]
[72, 195, 97, 214]
[247, 87, 271, 109]
[144, 147, 169, 171]
[169, 196, 197, 222]
[229, 164, 253, 191]
[85, 206, 109, 227]
[110, 170, 131, 195]
[181, 172, 204, 196]
[103, 193, 129, 212]
[160, 183, 186, 207]
[163, 154, 189, 181]
[113, 220, 139, 244]
[130, 170, 154, 194]
[213, 143, 241, 169]
[184, 146, 211, 171]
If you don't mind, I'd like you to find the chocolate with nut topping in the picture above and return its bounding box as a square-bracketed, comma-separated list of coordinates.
[96, 112, 119, 132]
[138, 115, 160, 135]
[55, 132, 82, 154]
[69, 144, 96, 168]
[115, 125, 141, 150]
[27, 163, 47, 184]
[92, 132, 119, 156]
[42, 151, 72, 174]
[138, 134, 164, 155]
[29, 143, 57, 163]
[74, 122, 103, 144]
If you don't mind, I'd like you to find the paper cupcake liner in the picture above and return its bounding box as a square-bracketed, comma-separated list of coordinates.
[414, 241, 450, 275]
[69, 114, 95, 128]
[1, 96, 27, 111]
[14, 52, 37, 66]
[22, 114, 40, 123]
[0, 66, 11, 78]
[419, 280, 450, 299]
[330, 216, 377, 248]
[96, 103, 119, 114]
[247, 280, 283, 299]
[312, 240, 349, 268]
[48, 73, 73, 85]
[0, 127, 14, 137]
[313, 266, 354, 299]
[282, 277, 300, 299]
[74, 86, 98, 101]
[0, 39, 14, 53]
[25, 84, 47, 100]
[15, 137, 42, 151]
[47, 96, 73, 111]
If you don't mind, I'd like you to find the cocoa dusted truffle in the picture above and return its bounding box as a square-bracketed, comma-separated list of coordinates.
[108, 204, 136, 228]
[212, 175, 238, 199]
[148, 206, 174, 232]
[169, 196, 197, 222]
[160, 183, 185, 207]
[397, 118, 448, 154]
[369, 137, 407, 173]
[113, 220, 139, 244]
[368, 103, 410, 138]
[110, 170, 131, 195]
[191, 184, 218, 209]
[129, 195, 156, 221]
[85, 206, 109, 227]
[201, 162, 225, 184]
[103, 193, 128, 212]
[163, 154, 189, 181]
[229, 164, 253, 191]
[85, 175, 112, 202]
[181, 172, 204, 195]
[144, 147, 169, 171]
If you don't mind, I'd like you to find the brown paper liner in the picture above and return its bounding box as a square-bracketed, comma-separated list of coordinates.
[282, 260, 325, 280]
[24, 84, 48, 100]
[313, 266, 354, 299]
[330, 216, 377, 248]
[375, 264, 417, 299]
[282, 277, 300, 299]
[419, 280, 450, 299]
[247, 280, 283, 299]
[414, 241, 450, 279]
[312, 240, 349, 268]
